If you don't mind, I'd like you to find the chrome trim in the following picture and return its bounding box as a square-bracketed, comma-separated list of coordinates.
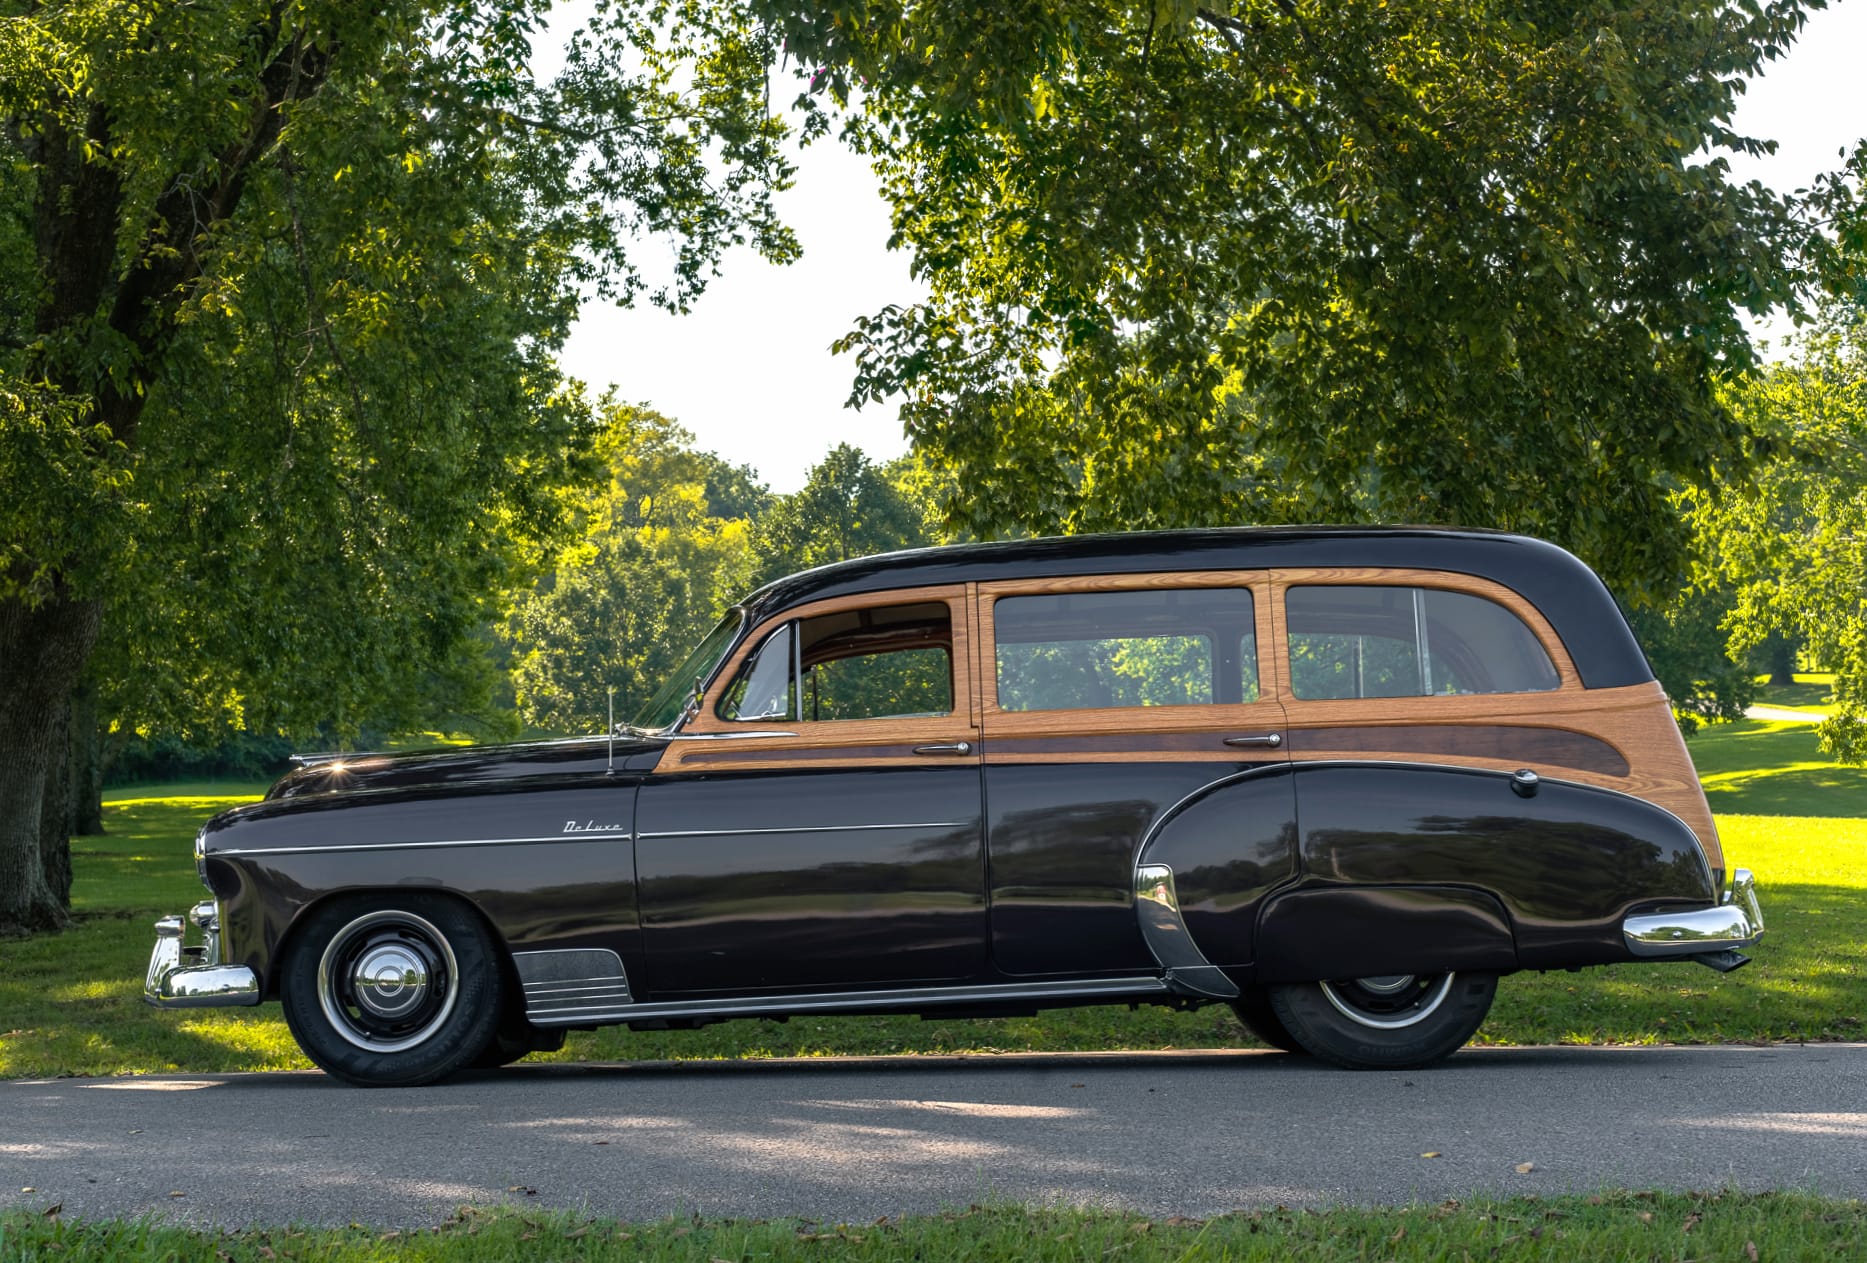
[666, 729, 798, 741]
[526, 975, 1170, 1028]
[1320, 973, 1455, 1030]
[144, 909, 261, 1009]
[639, 820, 970, 840]
[1624, 868, 1765, 958]
[212, 834, 616, 858]
[1133, 863, 1240, 999]
[912, 742, 973, 756]
[514, 948, 633, 1019]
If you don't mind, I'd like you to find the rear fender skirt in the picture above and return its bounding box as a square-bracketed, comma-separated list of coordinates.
[1253, 885, 1517, 983]
[1287, 762, 1717, 968]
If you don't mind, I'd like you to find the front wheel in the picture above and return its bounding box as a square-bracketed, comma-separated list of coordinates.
[1267, 971, 1497, 1070]
[281, 894, 506, 1087]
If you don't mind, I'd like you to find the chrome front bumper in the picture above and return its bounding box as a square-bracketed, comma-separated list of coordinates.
[144, 900, 262, 1008]
[1623, 868, 1765, 959]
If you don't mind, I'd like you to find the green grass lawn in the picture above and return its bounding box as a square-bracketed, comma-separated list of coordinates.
[6, 1194, 1864, 1261]
[1753, 672, 1838, 716]
[2, 727, 1861, 1079]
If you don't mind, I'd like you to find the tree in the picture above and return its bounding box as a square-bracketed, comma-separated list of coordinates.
[0, 0, 797, 933]
[1682, 141, 1867, 762]
[750, 444, 943, 583]
[1624, 581, 1754, 736]
[504, 404, 766, 734]
[772, 0, 1823, 602]
[1694, 321, 1867, 760]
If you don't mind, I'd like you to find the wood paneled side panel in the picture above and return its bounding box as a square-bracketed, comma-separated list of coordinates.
[1278, 681, 1722, 873]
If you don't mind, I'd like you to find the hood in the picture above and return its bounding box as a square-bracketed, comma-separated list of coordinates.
[264, 734, 669, 801]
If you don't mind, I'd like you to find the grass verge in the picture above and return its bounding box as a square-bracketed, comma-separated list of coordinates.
[5, 1194, 1864, 1261]
[2, 729, 1861, 1078]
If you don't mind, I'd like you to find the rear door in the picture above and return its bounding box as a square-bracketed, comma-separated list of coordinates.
[976, 573, 1292, 976]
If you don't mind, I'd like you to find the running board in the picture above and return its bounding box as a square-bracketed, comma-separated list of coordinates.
[527, 975, 1172, 1028]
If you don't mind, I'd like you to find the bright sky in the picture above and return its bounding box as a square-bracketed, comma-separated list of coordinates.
[552, 3, 1867, 493]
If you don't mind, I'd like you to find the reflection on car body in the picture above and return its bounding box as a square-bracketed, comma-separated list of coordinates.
[145, 527, 1764, 1084]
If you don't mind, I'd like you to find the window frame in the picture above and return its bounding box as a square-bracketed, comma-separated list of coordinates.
[975, 572, 1283, 758]
[1268, 568, 1581, 716]
[664, 584, 977, 761]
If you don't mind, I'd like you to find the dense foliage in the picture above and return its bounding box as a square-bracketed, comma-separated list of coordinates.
[783, 0, 1825, 603]
[503, 418, 942, 735]
[0, 0, 798, 931]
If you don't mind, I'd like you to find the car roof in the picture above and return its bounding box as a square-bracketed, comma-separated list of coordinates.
[740, 526, 1653, 690]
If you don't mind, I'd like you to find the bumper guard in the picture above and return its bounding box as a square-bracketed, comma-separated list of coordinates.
[144, 900, 262, 1008]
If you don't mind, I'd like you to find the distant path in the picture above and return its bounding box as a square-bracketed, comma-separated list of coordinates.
[1745, 705, 1822, 723]
[4, 1045, 1866, 1226]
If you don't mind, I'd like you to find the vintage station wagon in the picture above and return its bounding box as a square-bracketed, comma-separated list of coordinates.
[146, 527, 1764, 1085]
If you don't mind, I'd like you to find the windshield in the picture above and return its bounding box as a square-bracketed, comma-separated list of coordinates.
[629, 610, 745, 732]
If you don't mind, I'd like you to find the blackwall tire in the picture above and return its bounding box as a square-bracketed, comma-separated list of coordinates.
[1230, 987, 1308, 1054]
[1267, 971, 1497, 1070]
[281, 893, 506, 1087]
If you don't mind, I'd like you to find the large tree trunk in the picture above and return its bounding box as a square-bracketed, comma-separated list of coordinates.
[0, 590, 101, 936]
[71, 683, 106, 837]
[39, 691, 75, 908]
[1767, 633, 1797, 689]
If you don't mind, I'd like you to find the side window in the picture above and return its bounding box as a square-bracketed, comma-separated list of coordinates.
[719, 601, 954, 722]
[993, 588, 1259, 712]
[1285, 585, 1560, 700]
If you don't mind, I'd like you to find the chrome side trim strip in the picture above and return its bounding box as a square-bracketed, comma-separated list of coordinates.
[1624, 868, 1765, 958]
[215, 820, 978, 858]
[638, 821, 970, 840]
[1134, 864, 1241, 999]
[213, 834, 618, 858]
[526, 975, 1170, 1028]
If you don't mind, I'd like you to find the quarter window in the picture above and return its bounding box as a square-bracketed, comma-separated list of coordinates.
[719, 601, 954, 722]
[1285, 585, 1560, 700]
[993, 588, 1259, 711]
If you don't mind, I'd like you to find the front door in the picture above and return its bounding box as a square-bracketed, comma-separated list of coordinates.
[636, 587, 987, 996]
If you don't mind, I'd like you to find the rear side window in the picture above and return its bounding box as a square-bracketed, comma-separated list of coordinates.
[993, 588, 1259, 711]
[1285, 585, 1560, 700]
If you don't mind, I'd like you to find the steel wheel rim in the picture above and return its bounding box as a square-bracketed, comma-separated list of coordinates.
[1319, 972, 1456, 1030]
[317, 910, 459, 1053]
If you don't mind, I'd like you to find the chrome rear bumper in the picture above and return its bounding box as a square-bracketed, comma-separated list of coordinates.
[144, 900, 261, 1008]
[1623, 868, 1765, 959]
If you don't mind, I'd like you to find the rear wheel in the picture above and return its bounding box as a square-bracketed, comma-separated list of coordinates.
[1268, 971, 1496, 1070]
[1230, 987, 1307, 1054]
[281, 894, 506, 1087]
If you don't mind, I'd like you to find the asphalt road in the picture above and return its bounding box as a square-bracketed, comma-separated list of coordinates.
[3, 1045, 1865, 1227]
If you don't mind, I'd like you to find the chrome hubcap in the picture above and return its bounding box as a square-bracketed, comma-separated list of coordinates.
[317, 911, 458, 1053]
[350, 944, 430, 1020]
[1319, 972, 1456, 1030]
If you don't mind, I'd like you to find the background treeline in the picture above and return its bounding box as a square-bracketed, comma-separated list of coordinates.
[90, 403, 954, 789]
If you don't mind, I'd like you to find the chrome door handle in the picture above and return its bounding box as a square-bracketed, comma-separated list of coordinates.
[1223, 733, 1283, 749]
[912, 741, 973, 756]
